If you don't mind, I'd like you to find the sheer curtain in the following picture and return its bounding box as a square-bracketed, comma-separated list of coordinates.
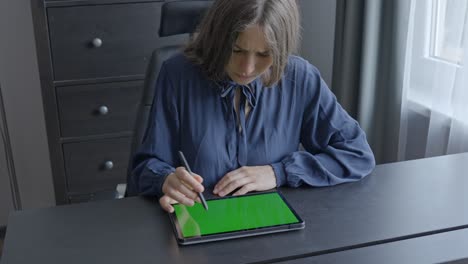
[398, 0, 468, 160]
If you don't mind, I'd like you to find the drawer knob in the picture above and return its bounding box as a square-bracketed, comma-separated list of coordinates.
[92, 38, 103, 48]
[98, 105, 109, 115]
[104, 161, 114, 170]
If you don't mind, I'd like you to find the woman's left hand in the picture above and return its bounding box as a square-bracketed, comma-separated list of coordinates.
[213, 165, 277, 196]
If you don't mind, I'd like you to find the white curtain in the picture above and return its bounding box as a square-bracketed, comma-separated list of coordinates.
[398, 0, 468, 160]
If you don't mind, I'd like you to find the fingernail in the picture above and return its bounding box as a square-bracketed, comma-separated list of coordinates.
[219, 191, 224, 196]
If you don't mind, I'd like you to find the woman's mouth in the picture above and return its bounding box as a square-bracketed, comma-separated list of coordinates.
[237, 73, 254, 80]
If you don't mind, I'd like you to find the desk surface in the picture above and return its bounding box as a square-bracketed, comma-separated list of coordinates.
[278, 228, 468, 264]
[2, 153, 468, 263]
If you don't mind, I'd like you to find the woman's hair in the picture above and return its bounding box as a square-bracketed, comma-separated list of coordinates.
[184, 0, 300, 86]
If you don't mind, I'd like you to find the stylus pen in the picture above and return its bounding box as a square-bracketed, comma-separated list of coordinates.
[178, 151, 209, 211]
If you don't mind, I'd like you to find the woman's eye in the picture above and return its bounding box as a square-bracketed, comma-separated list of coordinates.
[233, 50, 242, 53]
[257, 52, 270, 57]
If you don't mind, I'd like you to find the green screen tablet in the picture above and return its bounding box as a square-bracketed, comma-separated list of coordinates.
[168, 191, 305, 245]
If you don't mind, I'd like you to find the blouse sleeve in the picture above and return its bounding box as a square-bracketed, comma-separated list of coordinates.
[270, 63, 375, 187]
[129, 63, 179, 197]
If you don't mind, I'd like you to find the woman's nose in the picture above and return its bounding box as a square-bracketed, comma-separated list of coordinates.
[239, 55, 255, 76]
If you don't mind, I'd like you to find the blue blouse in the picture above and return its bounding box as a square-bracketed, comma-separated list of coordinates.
[129, 53, 375, 197]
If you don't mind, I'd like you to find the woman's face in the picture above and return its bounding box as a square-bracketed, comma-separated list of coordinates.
[225, 24, 273, 85]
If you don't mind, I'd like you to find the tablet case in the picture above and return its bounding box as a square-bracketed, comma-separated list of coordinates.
[168, 190, 305, 245]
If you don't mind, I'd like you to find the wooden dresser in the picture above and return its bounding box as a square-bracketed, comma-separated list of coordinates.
[30, 0, 187, 204]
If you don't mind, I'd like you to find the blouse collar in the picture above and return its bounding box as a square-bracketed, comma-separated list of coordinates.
[218, 77, 261, 108]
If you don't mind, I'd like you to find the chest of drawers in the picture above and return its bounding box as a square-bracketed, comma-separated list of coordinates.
[31, 0, 187, 204]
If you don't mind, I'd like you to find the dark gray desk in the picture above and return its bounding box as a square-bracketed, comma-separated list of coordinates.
[278, 229, 468, 264]
[2, 153, 468, 263]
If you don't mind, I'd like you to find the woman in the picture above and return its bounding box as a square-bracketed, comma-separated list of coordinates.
[130, 0, 375, 213]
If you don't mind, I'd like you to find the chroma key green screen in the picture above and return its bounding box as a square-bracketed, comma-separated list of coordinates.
[173, 192, 300, 238]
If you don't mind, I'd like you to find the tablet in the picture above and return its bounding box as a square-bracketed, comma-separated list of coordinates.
[168, 191, 305, 245]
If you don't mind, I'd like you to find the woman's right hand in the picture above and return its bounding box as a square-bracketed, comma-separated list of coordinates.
[159, 166, 204, 213]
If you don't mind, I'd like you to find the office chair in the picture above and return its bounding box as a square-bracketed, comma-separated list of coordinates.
[120, 0, 213, 197]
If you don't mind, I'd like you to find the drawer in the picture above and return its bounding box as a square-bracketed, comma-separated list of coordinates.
[47, 3, 161, 81]
[63, 137, 132, 193]
[57, 81, 143, 137]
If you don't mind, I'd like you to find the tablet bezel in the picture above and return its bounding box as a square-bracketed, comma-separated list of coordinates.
[168, 190, 305, 245]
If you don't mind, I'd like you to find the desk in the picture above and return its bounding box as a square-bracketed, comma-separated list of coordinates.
[277, 229, 468, 264]
[2, 153, 468, 263]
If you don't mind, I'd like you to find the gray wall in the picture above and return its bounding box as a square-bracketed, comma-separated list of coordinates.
[298, 0, 337, 87]
[0, 0, 55, 225]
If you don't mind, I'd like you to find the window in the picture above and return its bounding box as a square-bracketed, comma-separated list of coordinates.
[430, 0, 467, 65]
[399, 0, 468, 160]
[405, 0, 468, 118]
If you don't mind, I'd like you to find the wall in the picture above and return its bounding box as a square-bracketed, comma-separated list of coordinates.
[0, 0, 55, 225]
[298, 0, 337, 87]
